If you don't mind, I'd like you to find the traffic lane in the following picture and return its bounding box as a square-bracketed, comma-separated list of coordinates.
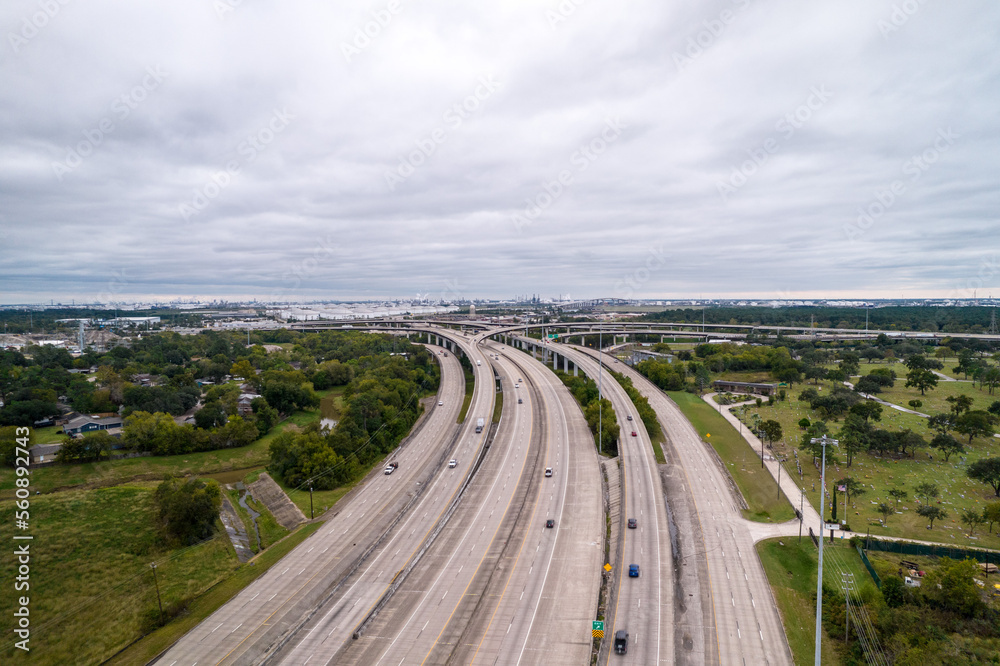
[274, 339, 498, 663]
[158, 346, 467, 664]
[552, 349, 670, 666]
[599, 354, 789, 666]
[338, 366, 529, 665]
[476, 352, 573, 665]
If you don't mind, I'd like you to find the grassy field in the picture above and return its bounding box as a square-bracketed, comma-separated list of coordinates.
[106, 521, 322, 666]
[457, 364, 474, 424]
[735, 378, 1000, 550]
[0, 406, 323, 498]
[756, 538, 856, 665]
[0, 483, 239, 665]
[667, 391, 795, 523]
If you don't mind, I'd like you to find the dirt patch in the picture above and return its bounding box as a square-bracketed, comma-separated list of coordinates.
[248, 472, 306, 530]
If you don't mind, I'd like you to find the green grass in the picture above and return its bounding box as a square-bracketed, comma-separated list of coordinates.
[493, 388, 503, 424]
[0, 483, 239, 665]
[0, 407, 323, 498]
[756, 538, 841, 665]
[269, 471, 357, 519]
[225, 486, 262, 552]
[106, 521, 323, 666]
[457, 365, 474, 424]
[667, 391, 795, 523]
[31, 425, 66, 444]
[735, 379, 1000, 550]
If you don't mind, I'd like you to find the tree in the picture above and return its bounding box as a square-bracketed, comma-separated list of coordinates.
[153, 476, 222, 545]
[946, 394, 974, 416]
[954, 410, 996, 444]
[837, 413, 871, 467]
[804, 365, 827, 385]
[841, 352, 860, 377]
[930, 432, 965, 462]
[907, 399, 922, 410]
[923, 558, 982, 617]
[967, 457, 1000, 497]
[849, 401, 883, 423]
[759, 419, 783, 446]
[880, 575, 905, 608]
[888, 488, 908, 510]
[836, 476, 867, 506]
[853, 376, 884, 395]
[915, 481, 939, 505]
[926, 413, 953, 436]
[960, 507, 984, 535]
[230, 359, 260, 390]
[56, 431, 114, 463]
[877, 502, 894, 525]
[195, 402, 228, 430]
[917, 504, 946, 529]
[905, 367, 938, 395]
[797, 417, 811, 430]
[984, 502, 1000, 533]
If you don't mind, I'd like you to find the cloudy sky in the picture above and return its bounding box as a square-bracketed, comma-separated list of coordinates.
[1, 0, 998, 304]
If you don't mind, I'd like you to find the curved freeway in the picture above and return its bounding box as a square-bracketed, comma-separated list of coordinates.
[574, 345, 792, 666]
[155, 343, 479, 665]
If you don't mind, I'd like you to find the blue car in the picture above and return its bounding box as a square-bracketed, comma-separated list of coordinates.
[629, 564, 639, 578]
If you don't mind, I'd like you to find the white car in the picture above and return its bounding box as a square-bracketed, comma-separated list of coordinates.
[544, 467, 552, 477]
[448, 459, 458, 468]
[438, 400, 444, 406]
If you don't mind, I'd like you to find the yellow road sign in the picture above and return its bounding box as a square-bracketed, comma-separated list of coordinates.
[603, 563, 612, 572]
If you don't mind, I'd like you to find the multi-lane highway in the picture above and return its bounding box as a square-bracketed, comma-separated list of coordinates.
[157, 324, 797, 666]
[574, 345, 792, 666]
[156, 343, 483, 665]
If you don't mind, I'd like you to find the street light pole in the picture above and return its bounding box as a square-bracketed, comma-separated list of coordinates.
[309, 481, 314, 520]
[598, 328, 603, 456]
[811, 434, 838, 665]
[150, 562, 163, 626]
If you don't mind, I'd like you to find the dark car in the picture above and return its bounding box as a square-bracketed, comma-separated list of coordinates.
[518, 398, 523, 404]
[545, 519, 555, 528]
[631, 431, 637, 437]
[614, 629, 628, 655]
[627, 518, 637, 529]
[629, 564, 640, 577]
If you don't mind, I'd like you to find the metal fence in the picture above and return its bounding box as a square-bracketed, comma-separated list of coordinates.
[857, 545, 881, 589]
[863, 537, 999, 566]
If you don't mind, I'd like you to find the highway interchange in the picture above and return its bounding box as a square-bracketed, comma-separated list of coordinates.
[155, 326, 796, 665]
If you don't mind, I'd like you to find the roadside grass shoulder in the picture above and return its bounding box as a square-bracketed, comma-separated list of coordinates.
[106, 521, 322, 666]
[457, 365, 475, 424]
[666, 391, 794, 523]
[0, 483, 238, 664]
[755, 538, 842, 665]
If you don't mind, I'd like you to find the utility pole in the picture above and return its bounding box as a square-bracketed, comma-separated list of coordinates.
[842, 573, 854, 644]
[811, 434, 838, 665]
[150, 562, 163, 625]
[309, 481, 314, 520]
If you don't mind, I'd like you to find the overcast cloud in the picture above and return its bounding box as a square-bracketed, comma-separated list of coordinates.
[1, 0, 998, 304]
